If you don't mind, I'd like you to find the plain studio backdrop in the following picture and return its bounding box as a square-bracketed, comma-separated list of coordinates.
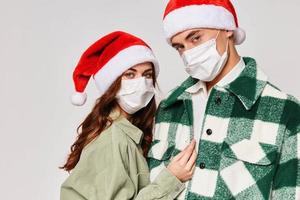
[0, 0, 299, 199]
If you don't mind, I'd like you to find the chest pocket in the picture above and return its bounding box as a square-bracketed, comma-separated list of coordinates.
[221, 138, 278, 165]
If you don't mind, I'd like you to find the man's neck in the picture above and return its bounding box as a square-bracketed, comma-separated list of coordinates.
[206, 45, 240, 92]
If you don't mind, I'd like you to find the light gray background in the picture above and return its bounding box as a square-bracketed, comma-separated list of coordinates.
[0, 0, 299, 199]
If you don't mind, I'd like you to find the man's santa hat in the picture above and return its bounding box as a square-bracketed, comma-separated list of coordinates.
[71, 31, 159, 106]
[163, 0, 246, 45]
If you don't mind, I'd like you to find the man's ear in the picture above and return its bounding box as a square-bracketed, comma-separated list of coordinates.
[226, 30, 234, 38]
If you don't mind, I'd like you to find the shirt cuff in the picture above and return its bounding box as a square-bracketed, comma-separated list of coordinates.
[153, 167, 186, 198]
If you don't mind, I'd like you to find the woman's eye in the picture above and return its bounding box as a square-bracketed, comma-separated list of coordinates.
[144, 73, 153, 79]
[124, 73, 135, 79]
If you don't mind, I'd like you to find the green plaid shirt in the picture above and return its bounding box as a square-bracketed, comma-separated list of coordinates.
[147, 57, 300, 199]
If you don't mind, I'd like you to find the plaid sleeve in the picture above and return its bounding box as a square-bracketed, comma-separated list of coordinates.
[271, 97, 300, 199]
[147, 103, 177, 184]
[147, 139, 165, 174]
[147, 127, 174, 182]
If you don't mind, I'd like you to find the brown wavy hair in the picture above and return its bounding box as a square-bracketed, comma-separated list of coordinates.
[60, 70, 157, 172]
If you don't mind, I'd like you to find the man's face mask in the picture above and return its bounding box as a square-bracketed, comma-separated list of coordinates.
[181, 30, 229, 82]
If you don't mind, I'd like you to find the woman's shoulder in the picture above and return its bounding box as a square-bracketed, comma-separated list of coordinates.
[67, 124, 124, 175]
[61, 118, 146, 187]
[75, 115, 143, 171]
[81, 120, 132, 155]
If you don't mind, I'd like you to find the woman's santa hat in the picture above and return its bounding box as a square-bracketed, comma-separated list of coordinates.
[71, 31, 159, 106]
[163, 0, 246, 45]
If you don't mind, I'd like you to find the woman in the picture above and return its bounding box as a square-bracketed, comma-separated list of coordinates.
[60, 31, 197, 200]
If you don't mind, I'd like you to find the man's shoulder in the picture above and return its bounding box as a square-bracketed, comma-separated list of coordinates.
[262, 82, 300, 125]
[261, 82, 289, 100]
[284, 93, 300, 126]
[158, 77, 196, 107]
[262, 82, 299, 105]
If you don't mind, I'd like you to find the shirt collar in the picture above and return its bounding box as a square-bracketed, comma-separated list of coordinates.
[109, 109, 143, 144]
[216, 58, 246, 87]
[161, 57, 268, 110]
[184, 58, 245, 95]
[224, 57, 268, 110]
[185, 79, 207, 94]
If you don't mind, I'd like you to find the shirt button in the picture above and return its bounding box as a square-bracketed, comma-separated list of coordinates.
[215, 96, 222, 105]
[199, 162, 206, 169]
[206, 129, 212, 135]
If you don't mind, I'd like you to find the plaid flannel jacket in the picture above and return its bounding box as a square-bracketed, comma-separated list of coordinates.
[147, 57, 300, 199]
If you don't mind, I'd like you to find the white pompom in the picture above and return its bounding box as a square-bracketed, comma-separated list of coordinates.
[70, 92, 87, 106]
[234, 27, 246, 45]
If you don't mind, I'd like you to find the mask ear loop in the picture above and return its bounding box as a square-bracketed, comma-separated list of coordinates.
[215, 30, 221, 40]
[215, 30, 229, 54]
[225, 36, 229, 53]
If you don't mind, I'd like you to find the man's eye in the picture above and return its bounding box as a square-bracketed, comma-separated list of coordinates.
[192, 36, 201, 43]
[176, 46, 183, 51]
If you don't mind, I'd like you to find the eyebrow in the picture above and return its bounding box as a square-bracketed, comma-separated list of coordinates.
[143, 69, 153, 73]
[127, 68, 153, 73]
[171, 30, 201, 48]
[185, 30, 200, 41]
[126, 68, 137, 72]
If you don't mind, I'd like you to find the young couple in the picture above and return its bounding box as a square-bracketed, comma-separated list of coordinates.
[60, 0, 300, 199]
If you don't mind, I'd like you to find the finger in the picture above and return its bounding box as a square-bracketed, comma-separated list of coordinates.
[183, 139, 196, 151]
[190, 164, 196, 174]
[173, 139, 196, 161]
[186, 139, 196, 151]
[186, 150, 197, 171]
[172, 150, 185, 161]
[179, 140, 196, 164]
[186, 165, 196, 180]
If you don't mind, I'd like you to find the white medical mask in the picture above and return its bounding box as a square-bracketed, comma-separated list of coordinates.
[116, 77, 155, 114]
[182, 31, 229, 82]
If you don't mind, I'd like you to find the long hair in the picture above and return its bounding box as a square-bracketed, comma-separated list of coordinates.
[60, 70, 157, 172]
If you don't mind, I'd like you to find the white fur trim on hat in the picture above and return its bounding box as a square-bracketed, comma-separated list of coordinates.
[163, 5, 246, 45]
[233, 27, 246, 45]
[93, 45, 159, 97]
[71, 91, 87, 106]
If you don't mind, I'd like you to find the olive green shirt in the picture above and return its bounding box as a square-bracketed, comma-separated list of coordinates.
[60, 110, 185, 200]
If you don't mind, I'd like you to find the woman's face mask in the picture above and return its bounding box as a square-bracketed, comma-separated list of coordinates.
[116, 77, 155, 114]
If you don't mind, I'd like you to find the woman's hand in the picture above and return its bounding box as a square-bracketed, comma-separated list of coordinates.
[166, 139, 197, 182]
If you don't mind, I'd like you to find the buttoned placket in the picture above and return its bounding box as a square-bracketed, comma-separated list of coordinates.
[187, 58, 246, 170]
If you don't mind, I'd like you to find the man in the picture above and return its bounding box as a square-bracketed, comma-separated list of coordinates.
[147, 0, 300, 199]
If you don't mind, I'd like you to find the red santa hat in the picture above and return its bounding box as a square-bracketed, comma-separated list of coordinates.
[163, 0, 246, 45]
[71, 31, 159, 106]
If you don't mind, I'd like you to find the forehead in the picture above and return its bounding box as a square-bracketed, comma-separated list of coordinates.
[170, 28, 216, 44]
[128, 62, 153, 71]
